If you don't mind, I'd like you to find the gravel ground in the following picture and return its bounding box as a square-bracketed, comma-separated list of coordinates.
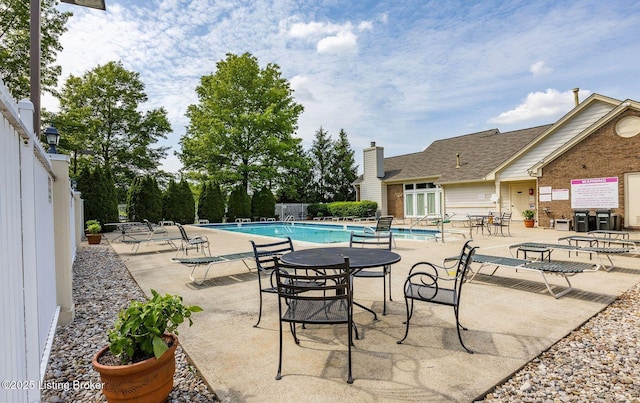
[481, 281, 640, 402]
[42, 241, 639, 402]
[41, 242, 218, 402]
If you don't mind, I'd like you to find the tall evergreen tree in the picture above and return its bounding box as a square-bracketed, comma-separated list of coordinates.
[127, 175, 162, 222]
[227, 186, 251, 222]
[198, 181, 226, 223]
[309, 127, 334, 202]
[329, 129, 357, 201]
[275, 142, 314, 203]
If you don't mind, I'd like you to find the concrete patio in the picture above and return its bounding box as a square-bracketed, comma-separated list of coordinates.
[106, 223, 640, 402]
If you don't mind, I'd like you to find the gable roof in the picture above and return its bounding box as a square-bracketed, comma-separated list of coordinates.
[487, 93, 622, 178]
[380, 125, 551, 184]
[528, 99, 640, 175]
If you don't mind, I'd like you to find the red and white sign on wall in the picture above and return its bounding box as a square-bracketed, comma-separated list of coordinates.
[570, 177, 619, 209]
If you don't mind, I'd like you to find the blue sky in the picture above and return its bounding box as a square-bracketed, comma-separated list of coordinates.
[45, 0, 640, 174]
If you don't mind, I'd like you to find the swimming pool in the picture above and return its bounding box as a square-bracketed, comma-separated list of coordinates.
[200, 222, 439, 244]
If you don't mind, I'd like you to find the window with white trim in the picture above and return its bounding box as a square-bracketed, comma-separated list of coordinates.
[404, 182, 441, 217]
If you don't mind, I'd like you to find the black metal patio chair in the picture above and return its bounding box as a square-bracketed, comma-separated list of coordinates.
[349, 232, 393, 315]
[364, 215, 396, 248]
[397, 240, 477, 353]
[490, 212, 512, 236]
[250, 237, 295, 327]
[274, 256, 354, 383]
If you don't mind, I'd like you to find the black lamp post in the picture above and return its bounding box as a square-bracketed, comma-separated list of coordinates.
[44, 125, 60, 154]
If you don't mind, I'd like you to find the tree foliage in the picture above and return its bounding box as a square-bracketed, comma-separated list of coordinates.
[162, 179, 195, 224]
[0, 0, 71, 101]
[227, 186, 251, 222]
[198, 182, 226, 223]
[54, 61, 171, 200]
[309, 127, 334, 202]
[180, 52, 304, 192]
[275, 141, 315, 203]
[126, 175, 162, 222]
[76, 165, 118, 227]
[329, 129, 357, 201]
[251, 187, 276, 219]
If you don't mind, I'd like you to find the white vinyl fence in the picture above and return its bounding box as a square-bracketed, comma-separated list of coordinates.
[275, 203, 310, 221]
[1, 81, 66, 402]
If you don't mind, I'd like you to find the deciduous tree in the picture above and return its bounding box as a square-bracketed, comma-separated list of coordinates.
[0, 0, 70, 101]
[54, 61, 171, 199]
[180, 52, 304, 192]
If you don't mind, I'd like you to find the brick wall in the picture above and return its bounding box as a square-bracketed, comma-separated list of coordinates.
[538, 109, 640, 228]
[386, 184, 404, 218]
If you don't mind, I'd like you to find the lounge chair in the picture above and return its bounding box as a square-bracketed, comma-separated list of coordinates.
[175, 223, 211, 257]
[509, 242, 633, 271]
[172, 251, 255, 285]
[454, 253, 601, 298]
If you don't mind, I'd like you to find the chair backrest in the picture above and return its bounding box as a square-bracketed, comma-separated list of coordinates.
[144, 219, 154, 232]
[375, 216, 393, 232]
[501, 212, 512, 222]
[176, 223, 189, 241]
[250, 237, 294, 273]
[350, 232, 392, 250]
[274, 257, 351, 306]
[453, 240, 477, 292]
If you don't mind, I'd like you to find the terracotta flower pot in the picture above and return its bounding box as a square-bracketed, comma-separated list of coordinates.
[87, 233, 102, 244]
[523, 219, 535, 228]
[92, 334, 178, 403]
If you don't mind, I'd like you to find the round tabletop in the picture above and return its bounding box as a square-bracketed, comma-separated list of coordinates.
[280, 247, 401, 269]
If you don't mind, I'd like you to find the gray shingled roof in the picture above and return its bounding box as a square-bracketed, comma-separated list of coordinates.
[374, 125, 552, 184]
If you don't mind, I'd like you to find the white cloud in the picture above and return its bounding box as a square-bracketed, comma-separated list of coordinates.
[358, 21, 373, 32]
[530, 60, 552, 76]
[288, 21, 342, 38]
[488, 89, 591, 125]
[289, 75, 316, 102]
[317, 31, 357, 54]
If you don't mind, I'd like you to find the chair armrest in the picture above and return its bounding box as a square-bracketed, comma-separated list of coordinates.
[410, 261, 457, 280]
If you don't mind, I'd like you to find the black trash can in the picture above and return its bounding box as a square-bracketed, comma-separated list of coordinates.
[573, 210, 589, 232]
[588, 213, 597, 231]
[596, 209, 612, 230]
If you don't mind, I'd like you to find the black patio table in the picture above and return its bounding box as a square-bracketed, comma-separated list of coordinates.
[280, 247, 401, 320]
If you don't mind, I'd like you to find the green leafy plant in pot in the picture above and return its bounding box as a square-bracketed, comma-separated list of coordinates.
[85, 219, 102, 244]
[92, 290, 202, 402]
[522, 209, 535, 227]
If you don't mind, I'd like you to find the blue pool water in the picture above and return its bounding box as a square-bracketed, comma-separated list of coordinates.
[200, 222, 439, 244]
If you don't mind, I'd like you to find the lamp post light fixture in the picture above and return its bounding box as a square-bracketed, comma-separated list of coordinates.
[44, 125, 60, 154]
[29, 0, 106, 131]
[60, 0, 106, 10]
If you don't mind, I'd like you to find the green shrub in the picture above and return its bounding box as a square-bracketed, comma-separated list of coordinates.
[326, 200, 378, 218]
[307, 203, 330, 218]
[251, 187, 276, 219]
[76, 165, 118, 230]
[227, 187, 251, 222]
[198, 182, 226, 223]
[126, 176, 162, 222]
[162, 179, 195, 223]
